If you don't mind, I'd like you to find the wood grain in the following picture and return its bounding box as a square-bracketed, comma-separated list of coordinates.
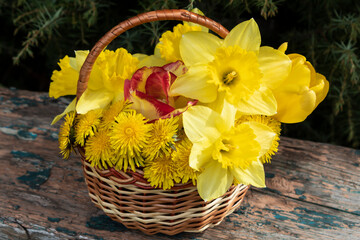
[0, 87, 359, 240]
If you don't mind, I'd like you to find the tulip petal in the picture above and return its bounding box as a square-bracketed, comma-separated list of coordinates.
[130, 67, 161, 92]
[183, 105, 221, 146]
[124, 79, 131, 100]
[163, 60, 188, 77]
[130, 93, 161, 120]
[170, 64, 217, 103]
[180, 31, 222, 66]
[159, 100, 197, 121]
[236, 86, 277, 116]
[224, 18, 261, 52]
[51, 98, 76, 125]
[258, 46, 291, 89]
[135, 91, 175, 118]
[231, 159, 266, 188]
[76, 89, 113, 114]
[197, 161, 233, 201]
[145, 71, 171, 102]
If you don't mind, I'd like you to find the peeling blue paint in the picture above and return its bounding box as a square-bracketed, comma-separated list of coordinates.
[1, 126, 37, 141]
[48, 217, 62, 223]
[17, 168, 51, 189]
[352, 211, 360, 215]
[295, 189, 305, 195]
[11, 150, 44, 161]
[86, 214, 127, 232]
[55, 227, 77, 236]
[17, 130, 37, 140]
[10, 97, 38, 107]
[265, 172, 275, 178]
[299, 195, 307, 200]
[290, 207, 356, 229]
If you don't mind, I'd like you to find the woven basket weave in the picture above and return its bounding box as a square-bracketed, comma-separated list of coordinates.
[77, 9, 250, 235]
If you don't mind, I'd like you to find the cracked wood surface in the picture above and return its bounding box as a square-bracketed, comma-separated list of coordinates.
[0, 87, 359, 240]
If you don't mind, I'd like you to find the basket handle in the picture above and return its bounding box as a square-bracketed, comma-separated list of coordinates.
[76, 9, 229, 101]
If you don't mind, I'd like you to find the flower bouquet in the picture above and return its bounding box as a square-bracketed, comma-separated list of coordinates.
[50, 9, 329, 235]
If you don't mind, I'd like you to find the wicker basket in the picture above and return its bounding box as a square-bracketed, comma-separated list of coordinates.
[77, 9, 250, 235]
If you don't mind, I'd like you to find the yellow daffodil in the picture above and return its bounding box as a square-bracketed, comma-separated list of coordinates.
[273, 43, 329, 123]
[183, 101, 277, 201]
[170, 19, 292, 116]
[236, 115, 281, 163]
[155, 8, 207, 63]
[49, 48, 139, 120]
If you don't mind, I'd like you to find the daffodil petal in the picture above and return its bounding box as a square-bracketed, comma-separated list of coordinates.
[49, 56, 78, 99]
[70, 50, 89, 72]
[224, 18, 261, 52]
[180, 31, 222, 66]
[278, 42, 288, 53]
[183, 105, 221, 146]
[242, 122, 276, 157]
[312, 73, 329, 107]
[51, 98, 76, 125]
[236, 86, 277, 115]
[197, 161, 233, 202]
[258, 46, 291, 89]
[231, 159, 266, 188]
[170, 64, 217, 103]
[76, 89, 113, 114]
[135, 53, 168, 68]
[274, 89, 316, 123]
[189, 143, 212, 171]
[219, 99, 237, 131]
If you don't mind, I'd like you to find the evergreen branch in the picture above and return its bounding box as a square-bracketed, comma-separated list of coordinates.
[12, 7, 63, 64]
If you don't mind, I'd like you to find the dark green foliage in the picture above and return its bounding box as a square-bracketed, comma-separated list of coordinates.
[0, 0, 359, 148]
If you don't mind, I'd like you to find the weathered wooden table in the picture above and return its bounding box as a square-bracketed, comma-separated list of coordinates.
[0, 87, 359, 240]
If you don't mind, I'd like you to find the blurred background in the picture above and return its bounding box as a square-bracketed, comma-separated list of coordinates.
[0, 0, 359, 148]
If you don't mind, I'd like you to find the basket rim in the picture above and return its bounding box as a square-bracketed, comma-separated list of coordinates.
[79, 147, 200, 190]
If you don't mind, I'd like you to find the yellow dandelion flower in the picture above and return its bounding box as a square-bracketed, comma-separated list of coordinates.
[144, 153, 180, 190]
[236, 115, 281, 163]
[143, 117, 178, 161]
[110, 111, 150, 172]
[85, 129, 114, 169]
[172, 137, 198, 185]
[58, 111, 76, 159]
[75, 109, 103, 146]
[156, 23, 203, 62]
[100, 100, 131, 130]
